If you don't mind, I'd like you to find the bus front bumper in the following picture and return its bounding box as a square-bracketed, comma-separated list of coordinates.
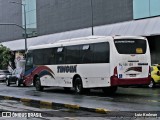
[111, 75, 151, 86]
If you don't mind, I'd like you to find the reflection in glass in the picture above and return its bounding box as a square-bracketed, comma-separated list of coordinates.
[22, 0, 37, 37]
[133, 0, 150, 19]
[133, 0, 160, 19]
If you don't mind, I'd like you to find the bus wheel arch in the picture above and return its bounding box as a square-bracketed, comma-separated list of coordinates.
[73, 74, 81, 86]
[33, 75, 39, 87]
[73, 74, 84, 94]
[35, 76, 44, 91]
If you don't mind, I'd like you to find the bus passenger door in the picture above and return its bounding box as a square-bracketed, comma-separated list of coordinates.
[24, 52, 34, 85]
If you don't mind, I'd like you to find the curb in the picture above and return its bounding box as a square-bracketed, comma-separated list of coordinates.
[0, 95, 110, 114]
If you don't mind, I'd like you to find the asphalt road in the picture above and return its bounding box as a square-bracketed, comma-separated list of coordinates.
[0, 82, 159, 119]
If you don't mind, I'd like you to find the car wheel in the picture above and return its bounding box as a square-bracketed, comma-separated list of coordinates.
[74, 77, 84, 94]
[6, 79, 10, 86]
[148, 79, 155, 88]
[16, 79, 20, 87]
[35, 77, 44, 91]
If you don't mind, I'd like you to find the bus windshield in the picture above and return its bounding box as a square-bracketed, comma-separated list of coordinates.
[114, 39, 147, 54]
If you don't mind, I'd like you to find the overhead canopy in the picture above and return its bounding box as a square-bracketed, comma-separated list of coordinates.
[1, 16, 160, 51]
[95, 16, 160, 36]
[1, 28, 91, 51]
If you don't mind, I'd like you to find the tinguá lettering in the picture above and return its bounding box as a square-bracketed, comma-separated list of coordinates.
[57, 65, 77, 73]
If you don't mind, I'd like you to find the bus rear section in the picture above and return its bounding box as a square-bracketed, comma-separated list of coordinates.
[110, 37, 151, 87]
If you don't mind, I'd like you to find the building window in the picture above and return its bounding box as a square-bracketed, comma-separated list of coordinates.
[22, 0, 37, 37]
[133, 0, 160, 19]
[150, 0, 160, 16]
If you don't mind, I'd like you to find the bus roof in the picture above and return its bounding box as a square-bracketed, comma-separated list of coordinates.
[28, 35, 146, 50]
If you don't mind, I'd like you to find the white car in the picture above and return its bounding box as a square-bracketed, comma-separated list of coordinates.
[0, 70, 11, 82]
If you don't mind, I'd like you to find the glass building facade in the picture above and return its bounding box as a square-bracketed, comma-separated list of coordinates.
[22, 0, 37, 37]
[133, 0, 160, 19]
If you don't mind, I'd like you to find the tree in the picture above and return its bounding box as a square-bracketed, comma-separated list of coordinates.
[0, 44, 11, 69]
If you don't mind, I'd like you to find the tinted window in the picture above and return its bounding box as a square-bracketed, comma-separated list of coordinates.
[114, 39, 147, 54]
[94, 43, 109, 63]
[25, 52, 33, 70]
[55, 47, 64, 64]
[33, 49, 44, 65]
[31, 42, 110, 65]
[43, 48, 53, 65]
[49, 48, 56, 64]
[33, 48, 56, 65]
[80, 44, 94, 63]
[65, 45, 80, 64]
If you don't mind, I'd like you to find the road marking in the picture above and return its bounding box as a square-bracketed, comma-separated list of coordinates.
[95, 108, 110, 114]
[40, 101, 52, 109]
[148, 100, 159, 103]
[20, 98, 31, 102]
[64, 117, 78, 120]
[64, 104, 80, 109]
[4, 96, 12, 100]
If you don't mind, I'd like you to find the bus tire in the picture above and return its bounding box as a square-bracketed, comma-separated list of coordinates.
[102, 86, 117, 95]
[35, 77, 44, 91]
[6, 79, 10, 86]
[74, 77, 84, 94]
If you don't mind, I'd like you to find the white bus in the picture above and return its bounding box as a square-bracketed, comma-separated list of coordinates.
[24, 36, 151, 94]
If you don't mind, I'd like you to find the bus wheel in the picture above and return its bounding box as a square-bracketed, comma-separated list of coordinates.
[74, 77, 83, 94]
[6, 79, 10, 86]
[102, 86, 117, 95]
[35, 77, 44, 91]
[148, 79, 155, 88]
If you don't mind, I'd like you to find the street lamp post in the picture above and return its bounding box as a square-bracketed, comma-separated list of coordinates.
[10, 1, 27, 53]
[91, 0, 94, 35]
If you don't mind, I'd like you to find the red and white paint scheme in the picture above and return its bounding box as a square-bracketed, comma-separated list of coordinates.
[24, 36, 151, 94]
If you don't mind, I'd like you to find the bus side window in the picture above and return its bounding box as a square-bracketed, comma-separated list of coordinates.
[49, 48, 56, 64]
[56, 47, 64, 64]
[81, 44, 94, 63]
[33, 49, 43, 65]
[65, 45, 80, 64]
[25, 52, 33, 71]
[43, 48, 53, 65]
[94, 42, 110, 63]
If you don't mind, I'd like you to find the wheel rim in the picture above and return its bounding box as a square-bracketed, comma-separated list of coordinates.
[76, 81, 82, 93]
